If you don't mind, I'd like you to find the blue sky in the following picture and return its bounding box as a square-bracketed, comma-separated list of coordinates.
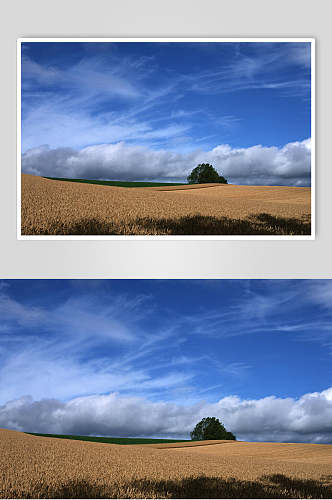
[1, 279, 331, 442]
[21, 41, 312, 185]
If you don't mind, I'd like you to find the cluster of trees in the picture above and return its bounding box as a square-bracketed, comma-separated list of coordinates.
[187, 164, 228, 185]
[191, 417, 236, 441]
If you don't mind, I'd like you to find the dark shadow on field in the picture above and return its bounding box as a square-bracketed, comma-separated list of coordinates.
[10, 474, 332, 498]
[132, 213, 311, 236]
[27, 212, 311, 236]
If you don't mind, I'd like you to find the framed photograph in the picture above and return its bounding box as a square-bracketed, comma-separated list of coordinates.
[2, 278, 332, 498]
[18, 38, 315, 240]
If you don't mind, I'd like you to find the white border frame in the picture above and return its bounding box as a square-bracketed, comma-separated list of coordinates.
[17, 37, 315, 241]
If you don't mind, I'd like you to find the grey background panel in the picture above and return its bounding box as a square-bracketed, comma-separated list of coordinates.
[0, 0, 330, 278]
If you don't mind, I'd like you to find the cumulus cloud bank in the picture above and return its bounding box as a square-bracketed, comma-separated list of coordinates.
[2, 387, 332, 444]
[21, 138, 311, 186]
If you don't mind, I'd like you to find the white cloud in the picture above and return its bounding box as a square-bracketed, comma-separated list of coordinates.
[22, 53, 142, 99]
[22, 138, 311, 186]
[186, 42, 311, 96]
[1, 387, 332, 443]
[21, 104, 191, 153]
[21, 52, 187, 152]
[0, 287, 196, 404]
[0, 290, 44, 326]
[288, 43, 311, 69]
[307, 281, 332, 310]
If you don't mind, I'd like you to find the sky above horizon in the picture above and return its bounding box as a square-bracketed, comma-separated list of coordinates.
[1, 279, 331, 443]
[21, 41, 312, 186]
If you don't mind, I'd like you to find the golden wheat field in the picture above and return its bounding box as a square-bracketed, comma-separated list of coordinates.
[21, 174, 311, 236]
[1, 429, 332, 498]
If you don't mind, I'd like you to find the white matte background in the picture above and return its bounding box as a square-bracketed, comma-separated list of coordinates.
[1, 0, 331, 278]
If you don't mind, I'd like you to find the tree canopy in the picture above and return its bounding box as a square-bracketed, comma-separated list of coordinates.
[187, 163, 228, 185]
[190, 417, 236, 441]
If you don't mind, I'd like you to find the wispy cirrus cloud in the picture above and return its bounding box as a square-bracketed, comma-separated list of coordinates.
[21, 50, 191, 152]
[21, 41, 311, 164]
[22, 52, 144, 99]
[185, 42, 311, 96]
[307, 280, 332, 310]
[0, 283, 205, 404]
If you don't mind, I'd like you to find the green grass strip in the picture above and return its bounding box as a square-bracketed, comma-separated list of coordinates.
[26, 432, 191, 445]
[44, 177, 186, 188]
